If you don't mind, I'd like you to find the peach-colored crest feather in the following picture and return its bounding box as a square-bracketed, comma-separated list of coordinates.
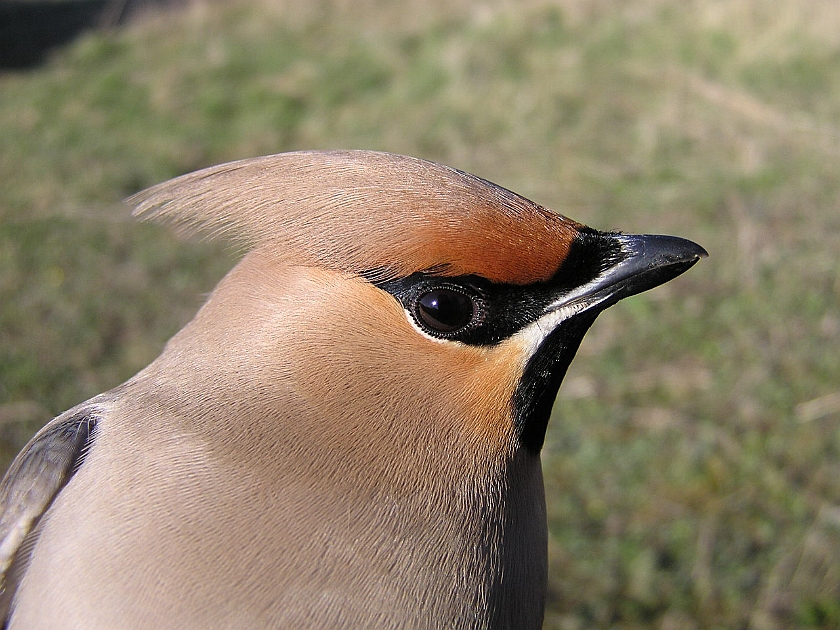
[128, 151, 581, 284]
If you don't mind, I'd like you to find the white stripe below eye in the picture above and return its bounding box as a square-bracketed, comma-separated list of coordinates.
[513, 289, 617, 358]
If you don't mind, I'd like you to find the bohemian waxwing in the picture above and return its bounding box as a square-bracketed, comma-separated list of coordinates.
[0, 150, 705, 629]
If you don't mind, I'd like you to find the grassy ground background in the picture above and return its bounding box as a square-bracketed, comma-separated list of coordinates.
[2, 0, 839, 627]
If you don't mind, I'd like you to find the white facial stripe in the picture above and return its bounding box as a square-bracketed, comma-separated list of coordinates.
[540, 237, 633, 312]
[513, 289, 617, 358]
[543, 268, 615, 313]
[400, 264, 623, 353]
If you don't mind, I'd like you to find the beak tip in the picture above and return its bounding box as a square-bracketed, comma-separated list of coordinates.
[675, 237, 709, 261]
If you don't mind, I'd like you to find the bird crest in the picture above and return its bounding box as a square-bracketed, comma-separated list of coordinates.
[128, 150, 581, 284]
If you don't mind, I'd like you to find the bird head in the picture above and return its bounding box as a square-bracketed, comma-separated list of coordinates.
[128, 150, 706, 470]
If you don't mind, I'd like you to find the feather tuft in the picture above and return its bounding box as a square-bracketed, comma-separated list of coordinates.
[128, 150, 582, 284]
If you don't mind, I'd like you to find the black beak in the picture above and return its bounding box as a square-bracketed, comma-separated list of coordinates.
[510, 232, 707, 454]
[549, 233, 708, 315]
[516, 232, 707, 453]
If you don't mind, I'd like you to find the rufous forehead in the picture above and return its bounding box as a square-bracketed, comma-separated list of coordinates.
[415, 203, 582, 285]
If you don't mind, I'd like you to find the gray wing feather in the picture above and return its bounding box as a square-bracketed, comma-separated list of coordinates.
[0, 403, 100, 622]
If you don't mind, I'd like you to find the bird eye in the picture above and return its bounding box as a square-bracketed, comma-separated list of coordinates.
[415, 288, 475, 335]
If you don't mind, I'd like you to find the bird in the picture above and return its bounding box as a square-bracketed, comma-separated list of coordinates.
[0, 150, 705, 629]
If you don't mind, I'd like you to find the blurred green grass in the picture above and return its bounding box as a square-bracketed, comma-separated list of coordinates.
[1, 0, 839, 627]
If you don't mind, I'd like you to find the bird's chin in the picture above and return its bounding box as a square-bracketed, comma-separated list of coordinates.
[511, 311, 600, 453]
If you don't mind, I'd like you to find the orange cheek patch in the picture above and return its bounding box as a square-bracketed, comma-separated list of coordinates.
[450, 343, 532, 452]
[312, 284, 520, 450]
[371, 312, 531, 454]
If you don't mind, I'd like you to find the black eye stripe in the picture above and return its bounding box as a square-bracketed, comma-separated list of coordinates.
[377, 273, 531, 345]
[371, 231, 625, 346]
